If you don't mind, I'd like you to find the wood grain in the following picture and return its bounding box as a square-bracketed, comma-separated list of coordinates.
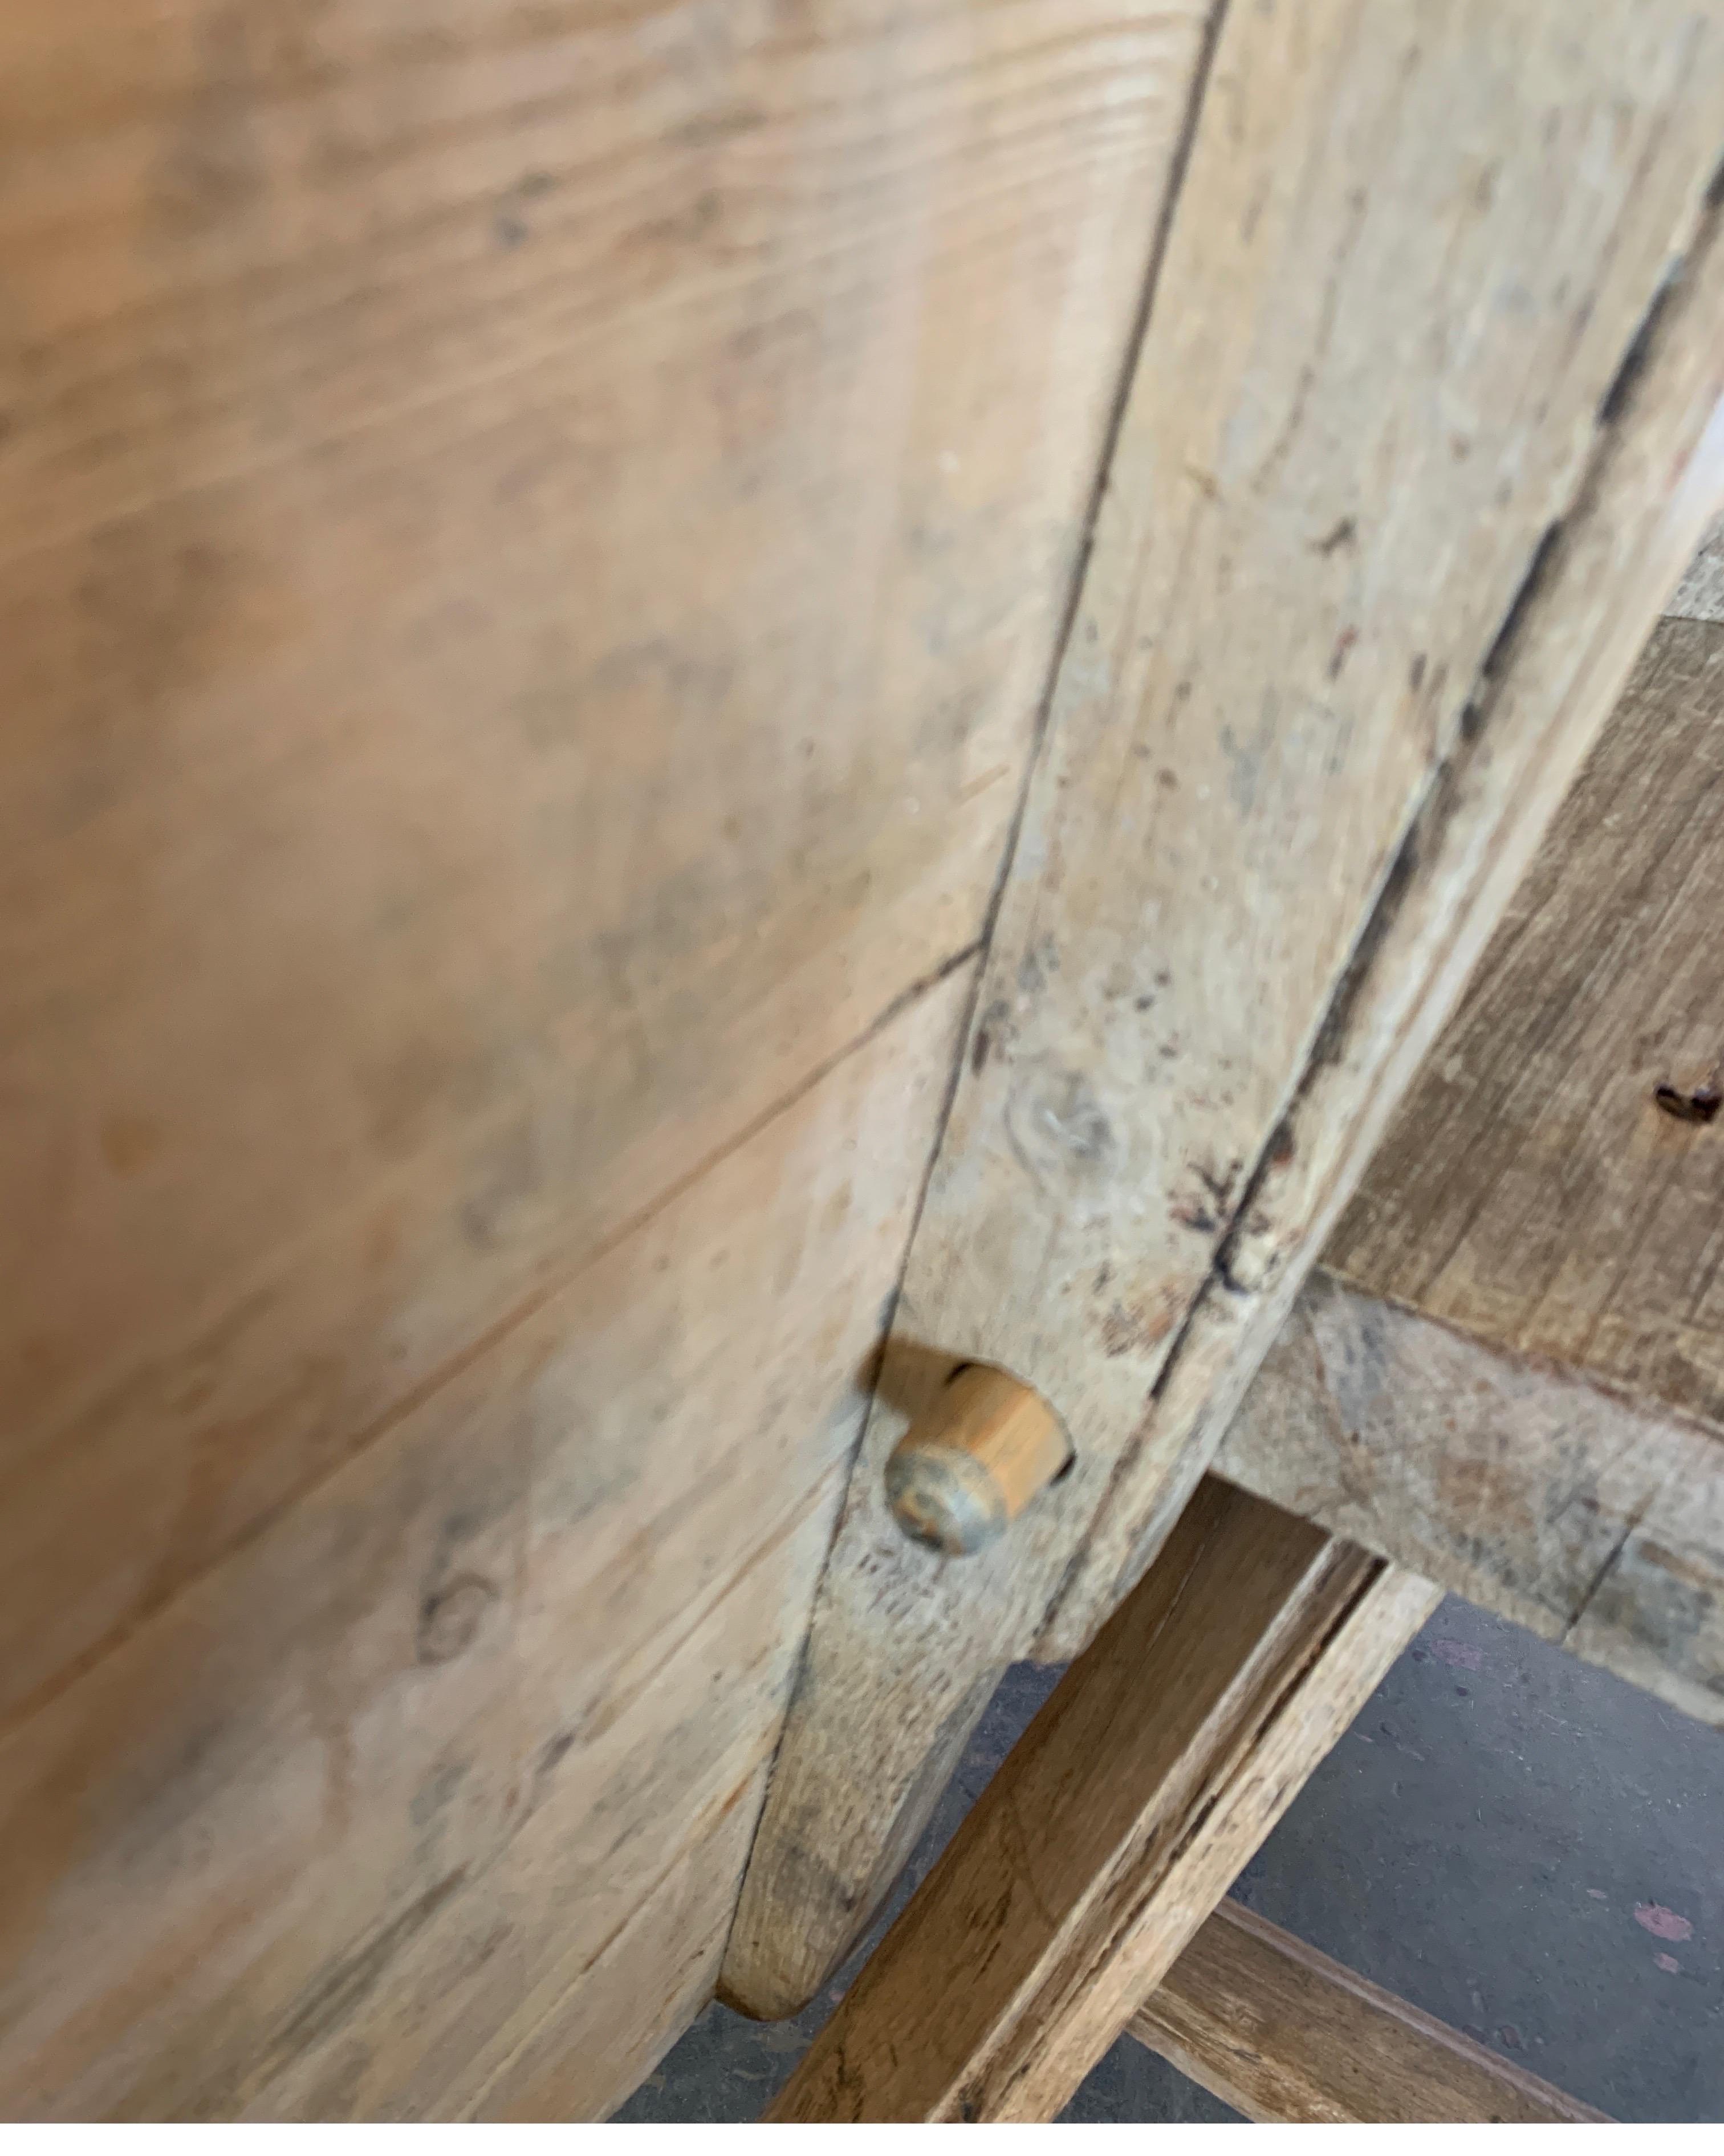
[1220, 1273, 1724, 1728]
[1223, 567, 1724, 1729]
[1326, 612, 1724, 1433]
[1131, 1899, 1607, 2124]
[0, 0, 1196, 1731]
[725, 0, 1724, 2019]
[0, 971, 969, 2120]
[767, 1479, 1439, 2121]
[0, 0, 1219, 2114]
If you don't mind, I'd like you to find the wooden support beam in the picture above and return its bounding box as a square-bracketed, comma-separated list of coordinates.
[1324, 609, 1724, 1437]
[1129, 1901, 1607, 2125]
[767, 1480, 1439, 2122]
[1221, 604, 1724, 1728]
[725, 2, 1724, 2019]
[1219, 1273, 1724, 1727]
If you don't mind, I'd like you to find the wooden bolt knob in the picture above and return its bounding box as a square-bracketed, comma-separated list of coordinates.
[885, 1364, 1070, 1557]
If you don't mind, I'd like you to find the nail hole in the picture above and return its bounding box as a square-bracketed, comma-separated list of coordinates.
[1654, 1080, 1721, 1125]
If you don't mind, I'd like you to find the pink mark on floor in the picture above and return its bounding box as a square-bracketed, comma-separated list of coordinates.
[1430, 1638, 1484, 1671]
[1655, 1953, 1681, 1974]
[1634, 1903, 1694, 1942]
[1587, 1889, 1608, 1901]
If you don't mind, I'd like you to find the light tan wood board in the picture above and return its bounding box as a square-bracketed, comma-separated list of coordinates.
[0, 0, 1218, 2118]
[0, 973, 970, 2120]
[1325, 611, 1724, 1432]
[0, 0, 1194, 1731]
[1131, 1899, 1607, 2124]
[769, 1479, 1440, 2121]
[725, 0, 1724, 2020]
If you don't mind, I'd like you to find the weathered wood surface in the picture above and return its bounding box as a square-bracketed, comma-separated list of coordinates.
[1227, 592, 1724, 1732]
[768, 1479, 1439, 2121]
[0, 0, 1215, 2117]
[725, 0, 1724, 2020]
[1670, 514, 1724, 620]
[1224, 582, 1724, 1728]
[0, 975, 970, 2120]
[1219, 1274, 1724, 1726]
[1, 0, 1180, 1736]
[1130, 1899, 1608, 2124]
[1326, 611, 1724, 1434]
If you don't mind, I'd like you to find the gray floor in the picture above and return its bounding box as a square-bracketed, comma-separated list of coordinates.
[616, 1597, 1723, 2123]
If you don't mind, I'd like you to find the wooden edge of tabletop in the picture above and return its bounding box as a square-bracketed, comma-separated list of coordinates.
[1219, 1268, 1724, 1730]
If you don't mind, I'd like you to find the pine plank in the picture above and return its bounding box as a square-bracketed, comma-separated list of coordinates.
[0, 0, 1215, 2113]
[0, 974, 967, 2120]
[0, 0, 1200, 1731]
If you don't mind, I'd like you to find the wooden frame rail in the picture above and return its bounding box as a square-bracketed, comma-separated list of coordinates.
[769, 1479, 1438, 2121]
[768, 1479, 1612, 2124]
[1130, 1900, 1605, 2125]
